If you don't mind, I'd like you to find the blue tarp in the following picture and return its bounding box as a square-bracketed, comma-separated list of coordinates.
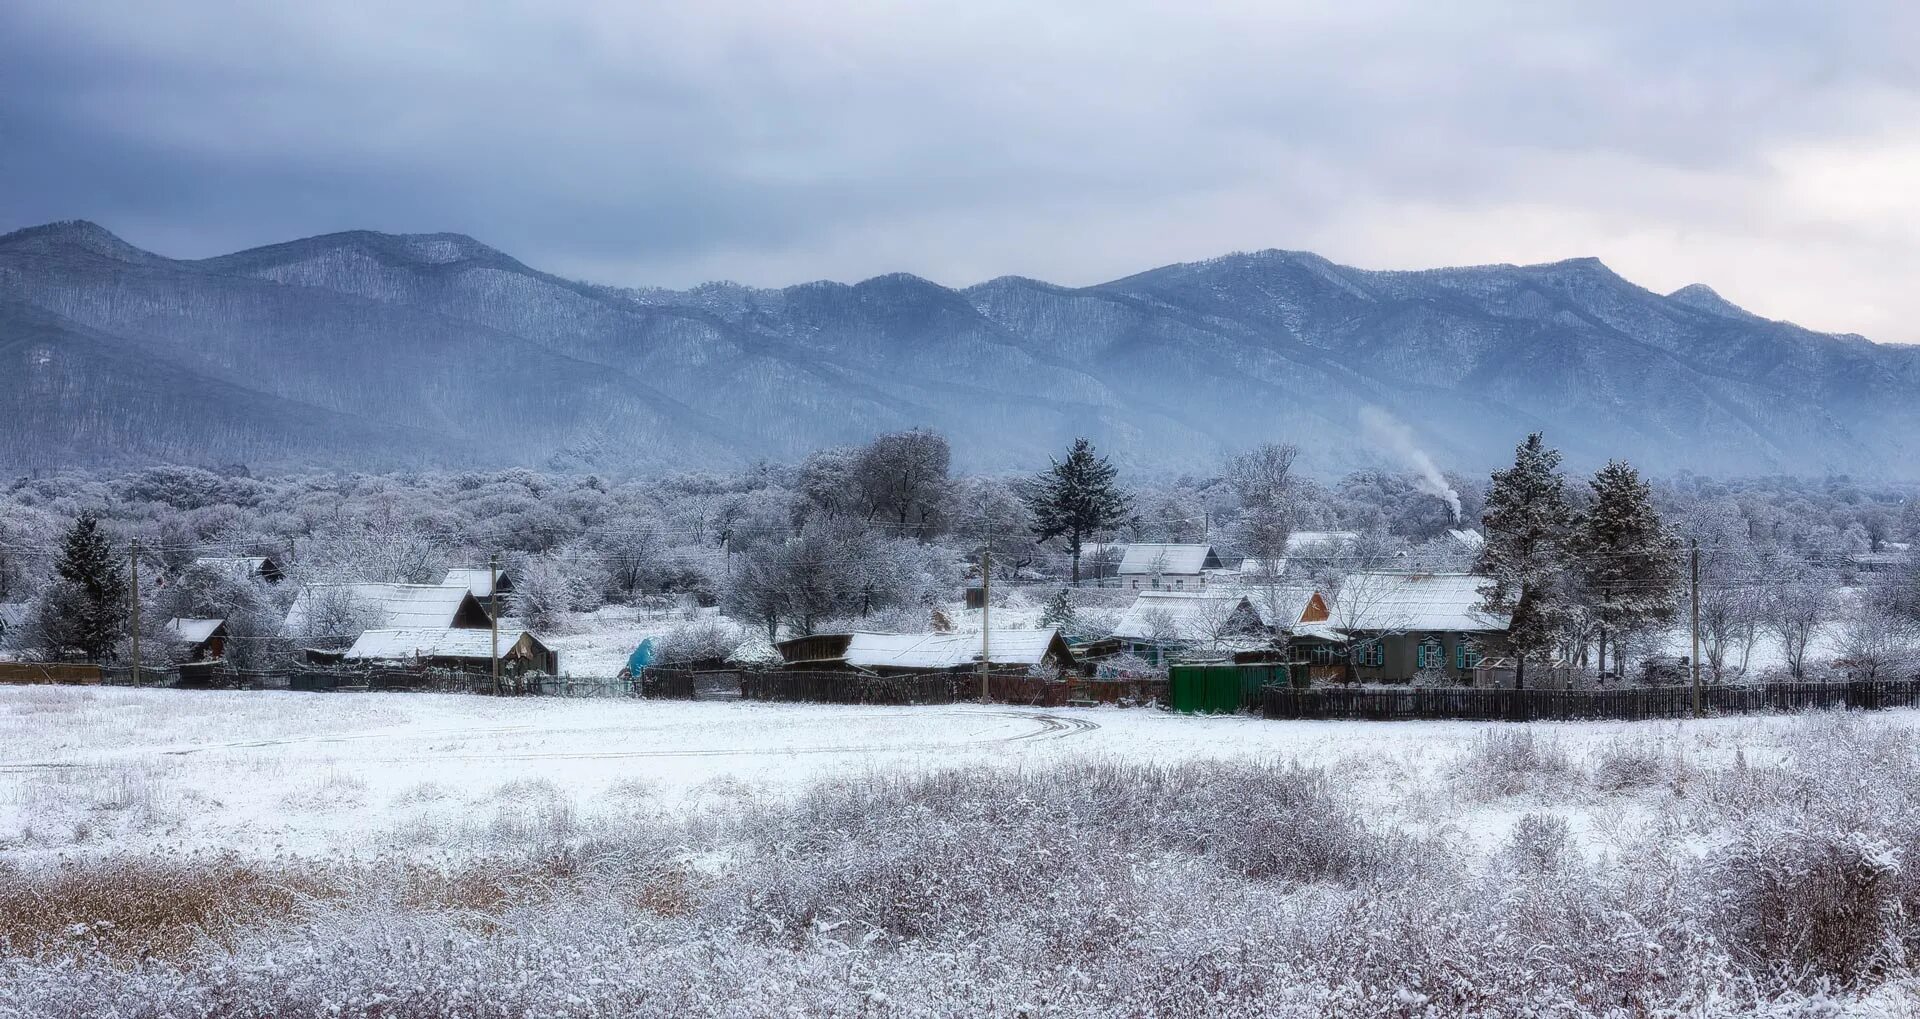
[627, 638, 656, 675]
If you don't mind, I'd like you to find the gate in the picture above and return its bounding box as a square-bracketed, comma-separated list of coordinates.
[1169, 664, 1285, 714]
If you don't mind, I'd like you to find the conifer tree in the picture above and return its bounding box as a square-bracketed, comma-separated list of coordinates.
[1578, 460, 1682, 678]
[53, 512, 128, 662]
[1039, 587, 1077, 634]
[1475, 434, 1577, 688]
[1028, 438, 1131, 585]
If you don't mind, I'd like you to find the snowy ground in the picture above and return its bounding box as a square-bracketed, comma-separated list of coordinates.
[2, 683, 1897, 863]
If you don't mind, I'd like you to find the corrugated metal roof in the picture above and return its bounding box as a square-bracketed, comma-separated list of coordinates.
[165, 617, 224, 643]
[1111, 591, 1268, 641]
[831, 629, 1065, 669]
[1117, 544, 1222, 575]
[344, 627, 538, 661]
[1332, 573, 1508, 632]
[283, 583, 482, 634]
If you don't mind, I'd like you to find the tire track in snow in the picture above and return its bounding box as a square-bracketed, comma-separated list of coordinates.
[0, 710, 1101, 772]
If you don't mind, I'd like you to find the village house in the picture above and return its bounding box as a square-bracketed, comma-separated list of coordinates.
[164, 617, 228, 662]
[1235, 531, 1360, 577]
[775, 628, 1076, 675]
[1322, 572, 1509, 683]
[1110, 590, 1269, 663]
[341, 627, 559, 675]
[282, 582, 494, 639]
[1111, 586, 1333, 664]
[1110, 543, 1226, 591]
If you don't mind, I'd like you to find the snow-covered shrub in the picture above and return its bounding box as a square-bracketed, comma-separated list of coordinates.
[1453, 727, 1575, 798]
[1708, 824, 1907, 984]
[1591, 736, 1689, 792]
[1410, 665, 1460, 688]
[1504, 812, 1573, 874]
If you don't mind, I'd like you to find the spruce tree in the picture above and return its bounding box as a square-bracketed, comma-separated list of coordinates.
[1579, 460, 1682, 679]
[1475, 434, 1577, 688]
[54, 512, 128, 662]
[1039, 587, 1077, 634]
[1028, 438, 1131, 585]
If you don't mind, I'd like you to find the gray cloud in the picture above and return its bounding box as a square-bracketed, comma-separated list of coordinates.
[3, 0, 1917, 339]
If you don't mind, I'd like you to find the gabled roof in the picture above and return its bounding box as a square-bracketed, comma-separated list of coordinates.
[779, 629, 1071, 670]
[1446, 529, 1486, 549]
[343, 627, 546, 662]
[0, 603, 27, 630]
[283, 583, 490, 635]
[444, 567, 512, 598]
[165, 617, 226, 644]
[1110, 590, 1270, 642]
[1220, 584, 1328, 629]
[1331, 572, 1509, 632]
[1117, 543, 1222, 575]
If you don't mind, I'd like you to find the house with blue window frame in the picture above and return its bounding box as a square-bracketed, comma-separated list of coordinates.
[1322, 572, 1510, 683]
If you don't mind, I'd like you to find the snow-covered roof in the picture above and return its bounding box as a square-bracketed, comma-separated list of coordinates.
[1117, 543, 1222, 575]
[0, 603, 27, 630]
[1331, 573, 1509, 632]
[165, 617, 225, 644]
[1111, 590, 1270, 642]
[816, 629, 1067, 669]
[444, 567, 505, 598]
[1446, 529, 1485, 549]
[1290, 621, 1348, 643]
[283, 583, 486, 635]
[343, 627, 541, 662]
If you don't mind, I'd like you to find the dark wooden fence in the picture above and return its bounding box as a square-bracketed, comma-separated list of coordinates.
[1260, 680, 1920, 722]
[642, 669, 1166, 707]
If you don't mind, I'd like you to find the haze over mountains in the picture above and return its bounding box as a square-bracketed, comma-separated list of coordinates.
[3, 220, 1915, 479]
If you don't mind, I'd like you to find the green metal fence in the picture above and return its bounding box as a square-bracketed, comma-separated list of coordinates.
[1168, 664, 1293, 714]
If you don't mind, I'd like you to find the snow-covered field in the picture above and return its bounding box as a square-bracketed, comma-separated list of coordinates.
[0, 684, 1890, 862]
[8, 687, 1920, 1016]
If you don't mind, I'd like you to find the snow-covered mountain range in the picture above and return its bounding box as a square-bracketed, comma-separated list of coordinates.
[4, 219, 1915, 477]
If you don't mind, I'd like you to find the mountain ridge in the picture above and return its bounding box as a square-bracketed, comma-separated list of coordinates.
[2, 220, 1914, 478]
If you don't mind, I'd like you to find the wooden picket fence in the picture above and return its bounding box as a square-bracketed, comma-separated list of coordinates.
[1260, 680, 1920, 722]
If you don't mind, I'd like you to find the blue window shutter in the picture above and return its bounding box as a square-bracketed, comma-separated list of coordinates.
[1454, 641, 1465, 670]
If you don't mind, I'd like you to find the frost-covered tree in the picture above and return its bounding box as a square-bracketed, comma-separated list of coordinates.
[1577, 461, 1682, 678]
[1028, 438, 1130, 585]
[1832, 598, 1918, 682]
[1476, 434, 1578, 689]
[1764, 577, 1827, 680]
[1225, 442, 1297, 576]
[854, 429, 951, 530]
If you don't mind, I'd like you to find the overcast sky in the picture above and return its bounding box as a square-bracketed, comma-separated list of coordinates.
[3, 1, 1917, 340]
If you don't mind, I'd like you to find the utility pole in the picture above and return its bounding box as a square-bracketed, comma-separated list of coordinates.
[489, 553, 501, 697]
[128, 538, 142, 688]
[979, 542, 991, 704]
[1690, 538, 1701, 719]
